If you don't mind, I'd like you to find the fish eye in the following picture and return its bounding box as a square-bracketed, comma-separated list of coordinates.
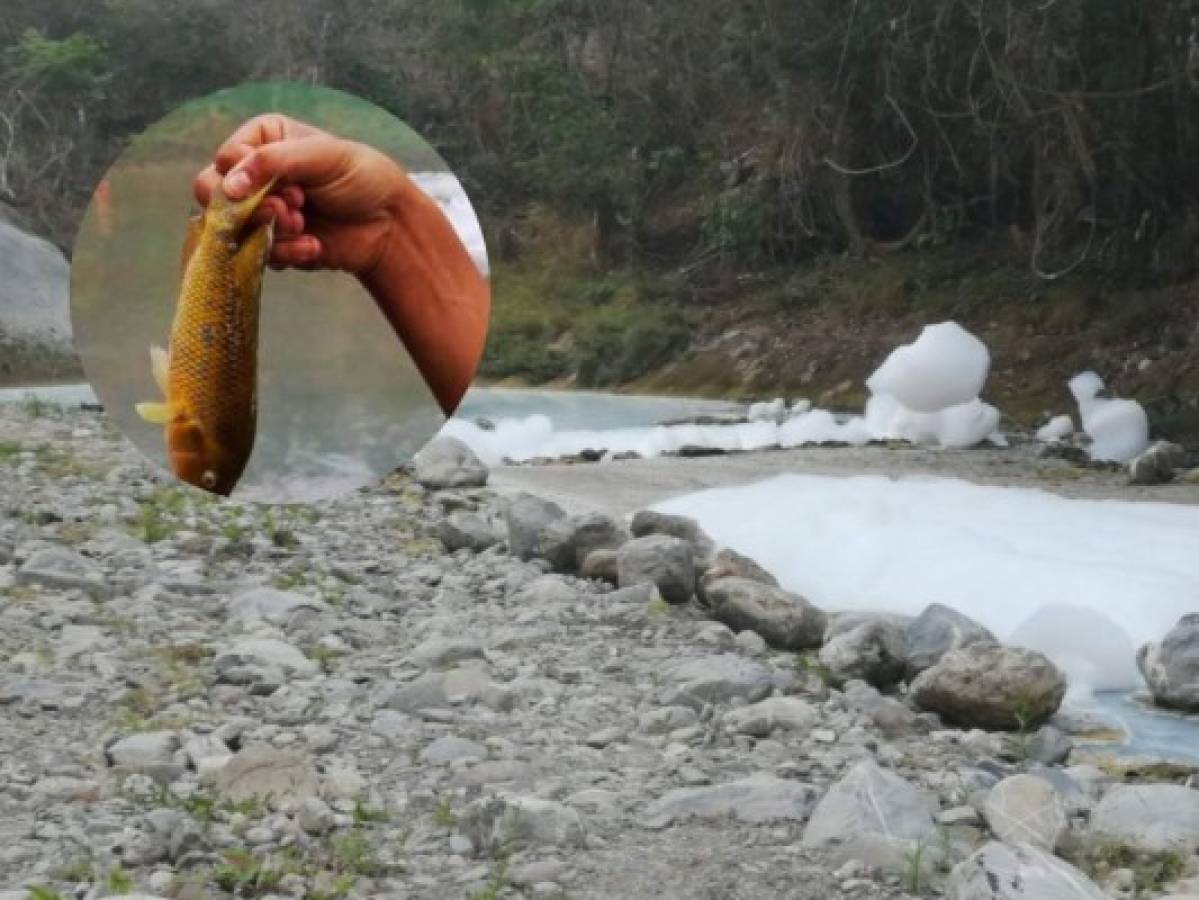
[201, 470, 218, 488]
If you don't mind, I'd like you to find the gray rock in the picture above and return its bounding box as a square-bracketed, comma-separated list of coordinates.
[504, 493, 567, 561]
[461, 794, 584, 853]
[440, 511, 500, 552]
[182, 734, 233, 776]
[422, 735, 487, 765]
[514, 574, 579, 605]
[841, 680, 918, 735]
[696, 547, 778, 604]
[580, 548, 619, 583]
[722, 696, 819, 737]
[945, 841, 1106, 899]
[386, 667, 516, 713]
[909, 644, 1066, 730]
[410, 635, 486, 669]
[213, 745, 319, 802]
[983, 775, 1067, 851]
[629, 510, 717, 568]
[702, 576, 826, 649]
[296, 797, 335, 835]
[1025, 725, 1073, 765]
[0, 218, 77, 380]
[413, 436, 488, 489]
[1137, 613, 1199, 711]
[214, 638, 319, 681]
[802, 760, 937, 851]
[665, 654, 774, 706]
[228, 587, 327, 627]
[904, 603, 997, 678]
[1128, 440, 1188, 485]
[106, 731, 181, 769]
[17, 546, 109, 598]
[1090, 784, 1199, 853]
[540, 512, 629, 573]
[643, 773, 819, 828]
[819, 617, 907, 688]
[616, 534, 695, 604]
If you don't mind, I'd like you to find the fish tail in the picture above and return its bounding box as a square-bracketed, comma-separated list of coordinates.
[211, 175, 280, 233]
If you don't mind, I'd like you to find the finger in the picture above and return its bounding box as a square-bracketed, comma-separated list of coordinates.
[193, 165, 221, 207]
[213, 114, 327, 174]
[269, 235, 322, 269]
[223, 136, 351, 200]
[280, 185, 305, 209]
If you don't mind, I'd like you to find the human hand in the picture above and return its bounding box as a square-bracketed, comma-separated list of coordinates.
[192, 114, 410, 277]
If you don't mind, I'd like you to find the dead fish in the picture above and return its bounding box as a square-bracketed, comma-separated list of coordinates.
[136, 178, 277, 496]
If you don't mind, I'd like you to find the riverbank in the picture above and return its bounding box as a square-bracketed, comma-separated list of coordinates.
[4, 402, 1199, 898]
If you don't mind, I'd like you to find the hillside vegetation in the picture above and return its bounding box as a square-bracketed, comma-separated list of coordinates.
[3, 1, 1198, 428]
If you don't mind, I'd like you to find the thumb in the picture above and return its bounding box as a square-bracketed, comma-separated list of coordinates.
[223, 136, 350, 200]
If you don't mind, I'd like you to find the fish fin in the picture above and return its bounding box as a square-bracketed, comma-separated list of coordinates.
[180, 213, 204, 274]
[135, 401, 176, 424]
[212, 175, 280, 232]
[149, 345, 169, 396]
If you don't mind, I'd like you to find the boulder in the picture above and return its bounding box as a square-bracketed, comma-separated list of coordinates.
[909, 644, 1066, 730]
[945, 841, 1106, 900]
[580, 549, 619, 583]
[616, 535, 695, 604]
[0, 218, 78, 382]
[629, 510, 716, 568]
[440, 511, 500, 552]
[1090, 784, 1199, 853]
[982, 775, 1067, 851]
[1137, 614, 1199, 711]
[904, 603, 997, 678]
[412, 436, 488, 489]
[722, 696, 819, 737]
[1128, 440, 1189, 486]
[819, 616, 907, 688]
[702, 576, 826, 650]
[696, 548, 777, 604]
[540, 512, 629, 573]
[841, 680, 919, 735]
[664, 654, 774, 707]
[504, 493, 567, 561]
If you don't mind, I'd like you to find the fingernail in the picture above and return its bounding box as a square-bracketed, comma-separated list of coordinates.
[225, 169, 251, 198]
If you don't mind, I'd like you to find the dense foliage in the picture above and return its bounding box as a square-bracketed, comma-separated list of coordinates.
[3, 0, 1199, 286]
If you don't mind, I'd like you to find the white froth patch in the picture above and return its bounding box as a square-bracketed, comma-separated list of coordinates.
[1069, 371, 1149, 463]
[654, 473, 1199, 695]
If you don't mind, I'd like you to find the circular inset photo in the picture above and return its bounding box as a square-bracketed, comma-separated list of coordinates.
[71, 82, 490, 503]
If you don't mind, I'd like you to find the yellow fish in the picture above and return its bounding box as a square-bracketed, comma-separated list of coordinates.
[136, 178, 277, 496]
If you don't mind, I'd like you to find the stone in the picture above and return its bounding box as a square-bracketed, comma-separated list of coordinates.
[580, 548, 620, 583]
[983, 775, 1067, 851]
[840, 680, 918, 735]
[440, 511, 499, 552]
[945, 841, 1106, 899]
[722, 696, 819, 737]
[212, 745, 319, 802]
[413, 436, 488, 489]
[504, 493, 567, 561]
[904, 603, 997, 678]
[461, 794, 584, 853]
[616, 535, 695, 604]
[909, 644, 1066, 730]
[802, 760, 937, 852]
[296, 797, 335, 835]
[18, 546, 108, 598]
[182, 734, 233, 776]
[1024, 725, 1073, 765]
[696, 547, 778, 604]
[665, 654, 774, 706]
[1137, 613, 1199, 711]
[0, 217, 77, 380]
[214, 638, 319, 681]
[1128, 440, 1188, 485]
[540, 512, 629, 573]
[106, 731, 181, 769]
[227, 587, 328, 627]
[819, 616, 907, 688]
[386, 667, 516, 713]
[702, 577, 826, 649]
[630, 509, 717, 567]
[1090, 784, 1199, 853]
[643, 773, 820, 828]
[422, 735, 487, 765]
[410, 636, 486, 669]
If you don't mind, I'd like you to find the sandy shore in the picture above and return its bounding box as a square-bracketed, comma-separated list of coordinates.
[489, 440, 1199, 519]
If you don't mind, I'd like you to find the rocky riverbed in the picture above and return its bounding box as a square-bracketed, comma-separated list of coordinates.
[3, 404, 1199, 900]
